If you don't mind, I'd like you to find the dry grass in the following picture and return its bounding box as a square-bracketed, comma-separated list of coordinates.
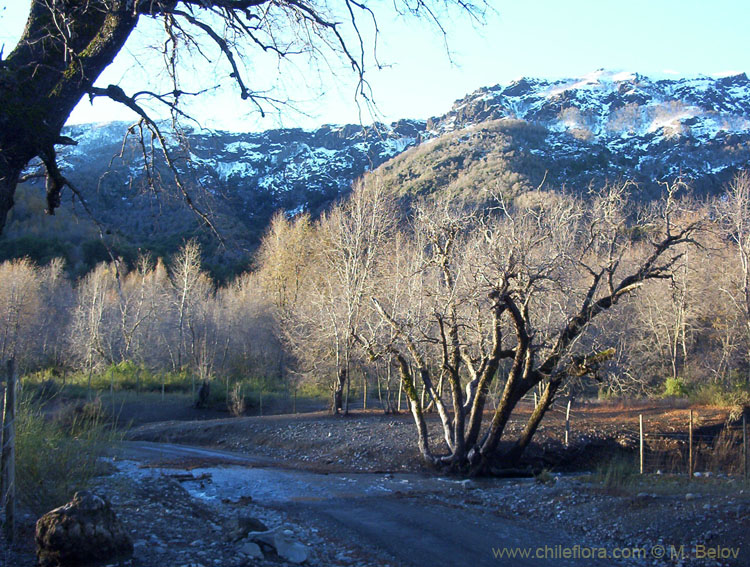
[16, 394, 122, 516]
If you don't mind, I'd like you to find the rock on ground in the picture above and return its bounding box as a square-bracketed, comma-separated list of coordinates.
[35, 491, 133, 567]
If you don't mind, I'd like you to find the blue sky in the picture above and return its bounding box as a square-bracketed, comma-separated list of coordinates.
[1, 1, 748, 131]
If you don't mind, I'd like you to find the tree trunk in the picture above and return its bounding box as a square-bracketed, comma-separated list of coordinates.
[344, 364, 351, 415]
[0, 4, 142, 237]
[333, 367, 346, 413]
[376, 366, 384, 411]
[1, 359, 16, 543]
[363, 373, 367, 410]
[504, 378, 561, 464]
[477, 350, 531, 460]
[394, 355, 433, 463]
[0, 167, 20, 235]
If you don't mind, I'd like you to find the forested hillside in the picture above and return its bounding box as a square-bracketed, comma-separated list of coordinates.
[3, 71, 749, 278]
[6, 175, 750, 421]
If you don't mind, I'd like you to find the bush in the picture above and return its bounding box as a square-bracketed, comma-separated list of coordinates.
[53, 396, 111, 434]
[691, 381, 750, 407]
[16, 394, 121, 516]
[663, 377, 690, 398]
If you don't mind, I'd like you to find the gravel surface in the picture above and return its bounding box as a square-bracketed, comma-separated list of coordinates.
[3, 403, 746, 566]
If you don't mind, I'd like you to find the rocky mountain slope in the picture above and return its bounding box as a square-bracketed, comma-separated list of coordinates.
[425, 70, 750, 196]
[6, 70, 750, 274]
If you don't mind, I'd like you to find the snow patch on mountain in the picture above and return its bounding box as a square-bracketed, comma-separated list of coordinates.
[48, 70, 750, 229]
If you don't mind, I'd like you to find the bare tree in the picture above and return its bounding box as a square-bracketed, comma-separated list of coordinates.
[129, 256, 175, 374]
[255, 182, 396, 413]
[168, 239, 212, 393]
[719, 172, 750, 384]
[358, 184, 702, 472]
[0, 259, 42, 366]
[219, 271, 281, 384]
[317, 180, 396, 412]
[35, 258, 73, 369]
[115, 255, 160, 365]
[256, 212, 318, 391]
[0, 0, 482, 236]
[68, 262, 117, 397]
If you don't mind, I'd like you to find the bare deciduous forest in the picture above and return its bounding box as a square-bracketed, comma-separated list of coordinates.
[2, 1, 750, 566]
[4, 173, 750, 471]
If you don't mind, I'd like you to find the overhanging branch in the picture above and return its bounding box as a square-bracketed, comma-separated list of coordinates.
[88, 84, 224, 242]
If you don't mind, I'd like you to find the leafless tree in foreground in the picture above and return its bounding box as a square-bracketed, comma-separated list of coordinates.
[0, 0, 483, 236]
[356, 184, 702, 472]
[256, 181, 395, 413]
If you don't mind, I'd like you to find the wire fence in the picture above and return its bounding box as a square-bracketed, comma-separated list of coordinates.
[633, 411, 748, 477]
[518, 391, 749, 479]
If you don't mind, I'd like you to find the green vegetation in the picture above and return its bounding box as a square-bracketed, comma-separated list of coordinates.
[24, 361, 291, 397]
[25, 363, 193, 396]
[21, 362, 329, 418]
[16, 394, 121, 515]
[662, 376, 690, 398]
[690, 381, 750, 421]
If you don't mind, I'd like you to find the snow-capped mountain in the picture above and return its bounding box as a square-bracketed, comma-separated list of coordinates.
[427, 70, 750, 190]
[436, 70, 750, 137]
[61, 70, 750, 210]
[16, 70, 750, 268]
[59, 118, 424, 216]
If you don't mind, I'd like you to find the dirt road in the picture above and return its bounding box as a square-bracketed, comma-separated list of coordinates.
[118, 441, 615, 567]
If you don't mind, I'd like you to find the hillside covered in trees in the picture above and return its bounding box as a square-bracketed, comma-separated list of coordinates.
[5, 173, 750, 428]
[3, 71, 750, 279]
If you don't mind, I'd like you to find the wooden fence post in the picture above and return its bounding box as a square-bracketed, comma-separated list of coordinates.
[688, 409, 694, 480]
[565, 399, 572, 447]
[0, 377, 4, 504]
[639, 414, 644, 475]
[743, 412, 747, 481]
[1, 359, 17, 543]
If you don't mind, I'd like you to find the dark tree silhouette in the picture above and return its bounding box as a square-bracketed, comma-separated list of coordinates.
[0, 0, 481, 234]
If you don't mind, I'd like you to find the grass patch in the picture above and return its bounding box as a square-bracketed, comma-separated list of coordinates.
[594, 455, 639, 491]
[16, 394, 122, 516]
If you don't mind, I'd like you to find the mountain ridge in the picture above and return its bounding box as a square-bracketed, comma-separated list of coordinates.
[5, 70, 749, 275]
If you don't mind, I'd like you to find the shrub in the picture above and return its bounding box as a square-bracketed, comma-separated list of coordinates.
[663, 377, 690, 398]
[691, 382, 750, 410]
[53, 396, 111, 434]
[102, 360, 141, 390]
[16, 394, 121, 516]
